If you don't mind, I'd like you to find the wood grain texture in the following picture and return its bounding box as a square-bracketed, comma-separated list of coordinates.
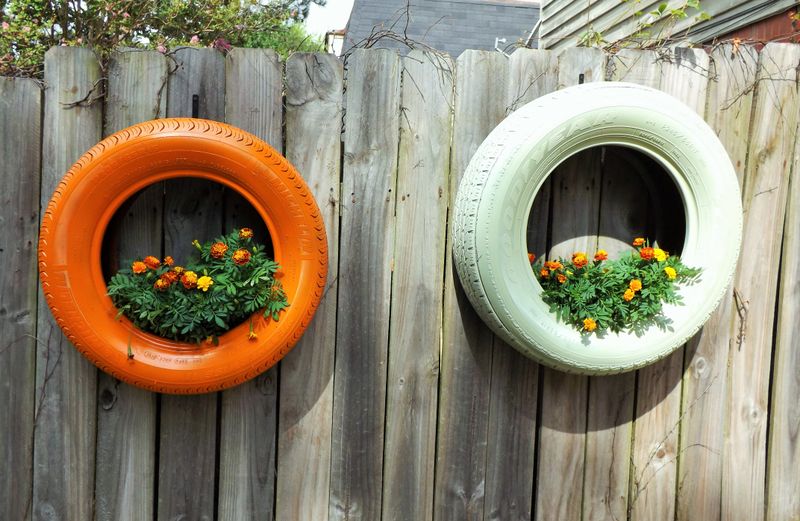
[767, 93, 800, 521]
[381, 50, 453, 521]
[722, 43, 800, 521]
[535, 46, 605, 521]
[676, 44, 757, 521]
[0, 77, 41, 521]
[94, 50, 166, 521]
[329, 48, 401, 521]
[158, 47, 225, 521]
[434, 50, 508, 521]
[217, 48, 282, 521]
[608, 48, 661, 87]
[630, 47, 710, 521]
[34, 46, 102, 521]
[482, 49, 556, 521]
[276, 52, 342, 521]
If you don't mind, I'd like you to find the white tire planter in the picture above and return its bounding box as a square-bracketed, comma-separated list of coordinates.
[452, 82, 742, 374]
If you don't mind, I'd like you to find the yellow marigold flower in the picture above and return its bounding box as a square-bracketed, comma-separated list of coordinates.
[232, 248, 251, 266]
[132, 261, 147, 274]
[197, 275, 213, 292]
[153, 277, 170, 291]
[623, 289, 635, 301]
[239, 228, 254, 239]
[540, 268, 550, 278]
[594, 250, 608, 261]
[143, 255, 161, 270]
[653, 248, 667, 262]
[557, 273, 567, 284]
[163, 256, 174, 266]
[583, 318, 597, 332]
[572, 252, 588, 269]
[210, 242, 228, 259]
[173, 266, 185, 275]
[633, 237, 645, 247]
[629, 279, 642, 292]
[181, 271, 198, 289]
[664, 266, 677, 280]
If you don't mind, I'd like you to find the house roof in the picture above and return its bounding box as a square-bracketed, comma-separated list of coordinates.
[343, 0, 541, 57]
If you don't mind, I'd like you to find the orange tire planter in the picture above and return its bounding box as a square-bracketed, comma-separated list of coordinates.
[39, 118, 328, 394]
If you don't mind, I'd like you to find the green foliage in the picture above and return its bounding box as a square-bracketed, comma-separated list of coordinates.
[107, 228, 289, 344]
[0, 0, 324, 77]
[533, 239, 700, 336]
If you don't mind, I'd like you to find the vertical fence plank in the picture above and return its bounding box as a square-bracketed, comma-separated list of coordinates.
[535, 46, 605, 521]
[722, 42, 800, 521]
[677, 43, 757, 521]
[381, 50, 453, 521]
[35, 46, 102, 521]
[434, 50, 508, 521]
[217, 48, 282, 521]
[94, 50, 167, 521]
[767, 95, 800, 521]
[157, 47, 225, 521]
[276, 52, 343, 521]
[629, 47, 710, 521]
[0, 78, 41, 521]
[329, 48, 401, 521]
[482, 48, 557, 521]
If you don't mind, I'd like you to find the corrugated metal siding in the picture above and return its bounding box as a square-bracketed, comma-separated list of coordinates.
[540, 0, 797, 50]
[344, 0, 540, 57]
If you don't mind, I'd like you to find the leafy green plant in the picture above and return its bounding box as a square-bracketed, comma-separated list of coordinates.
[0, 0, 324, 77]
[532, 238, 700, 336]
[107, 227, 288, 344]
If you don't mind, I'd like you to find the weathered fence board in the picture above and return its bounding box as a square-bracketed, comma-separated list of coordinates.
[275, 51, 343, 521]
[0, 77, 41, 521]
[7, 43, 800, 521]
[434, 50, 508, 521]
[676, 43, 758, 521]
[630, 47, 710, 521]
[34, 46, 103, 521]
[722, 42, 800, 521]
[217, 48, 283, 521]
[381, 50, 453, 521]
[329, 48, 401, 520]
[158, 47, 226, 521]
[94, 50, 166, 521]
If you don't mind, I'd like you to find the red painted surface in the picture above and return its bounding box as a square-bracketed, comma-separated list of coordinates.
[714, 8, 800, 46]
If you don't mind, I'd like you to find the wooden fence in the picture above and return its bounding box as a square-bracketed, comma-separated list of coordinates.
[1, 43, 798, 521]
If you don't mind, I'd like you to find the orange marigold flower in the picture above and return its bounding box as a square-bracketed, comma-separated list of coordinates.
[583, 318, 597, 332]
[163, 271, 179, 284]
[197, 275, 213, 292]
[210, 242, 228, 259]
[629, 279, 642, 292]
[232, 248, 251, 266]
[633, 237, 645, 247]
[557, 273, 567, 284]
[653, 248, 667, 262]
[623, 289, 635, 302]
[572, 252, 588, 269]
[163, 256, 174, 266]
[664, 266, 677, 280]
[143, 255, 160, 270]
[540, 268, 550, 278]
[594, 250, 608, 261]
[528, 252, 536, 264]
[181, 270, 198, 289]
[132, 261, 147, 274]
[640, 247, 654, 261]
[153, 277, 170, 291]
[545, 260, 563, 271]
[239, 228, 254, 239]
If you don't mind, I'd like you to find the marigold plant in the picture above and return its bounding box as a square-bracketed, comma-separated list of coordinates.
[533, 238, 700, 335]
[107, 228, 288, 344]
